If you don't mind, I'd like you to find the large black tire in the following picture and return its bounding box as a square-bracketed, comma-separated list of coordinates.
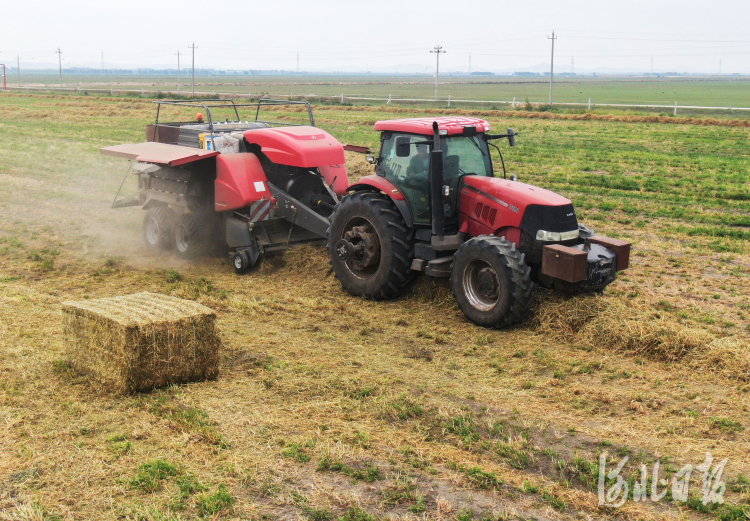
[451, 236, 533, 328]
[173, 213, 211, 259]
[143, 206, 177, 250]
[327, 191, 415, 300]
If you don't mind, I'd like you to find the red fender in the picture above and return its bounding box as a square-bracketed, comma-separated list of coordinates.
[347, 175, 405, 200]
[214, 153, 272, 212]
[319, 164, 350, 196]
[347, 175, 415, 226]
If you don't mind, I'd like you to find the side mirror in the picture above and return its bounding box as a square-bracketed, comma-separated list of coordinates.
[365, 154, 376, 165]
[395, 136, 412, 157]
[507, 128, 516, 147]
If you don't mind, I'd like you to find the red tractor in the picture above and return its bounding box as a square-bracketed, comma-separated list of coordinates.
[328, 117, 630, 328]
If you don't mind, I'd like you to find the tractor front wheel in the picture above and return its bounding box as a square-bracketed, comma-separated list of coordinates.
[327, 191, 414, 300]
[143, 206, 176, 250]
[451, 236, 533, 328]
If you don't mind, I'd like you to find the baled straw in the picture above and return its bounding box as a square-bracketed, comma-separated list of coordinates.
[62, 292, 220, 394]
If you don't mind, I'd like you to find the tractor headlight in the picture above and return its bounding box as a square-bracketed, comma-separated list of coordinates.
[536, 229, 580, 242]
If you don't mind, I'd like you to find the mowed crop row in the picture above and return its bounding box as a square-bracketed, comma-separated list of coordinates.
[0, 93, 748, 520]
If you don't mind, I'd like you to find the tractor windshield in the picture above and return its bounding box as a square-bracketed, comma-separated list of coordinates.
[378, 132, 493, 225]
[441, 136, 493, 178]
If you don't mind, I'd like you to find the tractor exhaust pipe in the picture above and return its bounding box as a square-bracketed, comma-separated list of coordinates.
[430, 121, 445, 237]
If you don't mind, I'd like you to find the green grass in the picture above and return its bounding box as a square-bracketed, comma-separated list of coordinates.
[458, 465, 504, 489]
[281, 442, 312, 464]
[15, 74, 750, 109]
[196, 484, 234, 517]
[130, 460, 179, 492]
[709, 417, 744, 433]
[317, 457, 383, 483]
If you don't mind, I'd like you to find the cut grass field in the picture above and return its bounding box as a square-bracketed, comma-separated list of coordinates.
[0, 93, 748, 520]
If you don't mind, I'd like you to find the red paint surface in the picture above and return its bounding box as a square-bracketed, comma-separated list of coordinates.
[214, 153, 271, 211]
[374, 116, 490, 136]
[243, 126, 346, 168]
[458, 176, 572, 244]
[348, 175, 405, 201]
[318, 164, 350, 196]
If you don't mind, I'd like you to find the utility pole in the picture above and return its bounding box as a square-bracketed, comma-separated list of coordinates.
[719, 59, 722, 75]
[56, 48, 63, 87]
[650, 56, 653, 74]
[175, 51, 182, 92]
[101, 50, 104, 76]
[297, 52, 299, 74]
[189, 42, 196, 98]
[469, 55, 471, 75]
[17, 55, 20, 87]
[571, 56, 574, 75]
[430, 45, 445, 100]
[548, 31, 556, 105]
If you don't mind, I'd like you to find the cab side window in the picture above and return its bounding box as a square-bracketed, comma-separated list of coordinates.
[380, 133, 427, 182]
[379, 133, 431, 224]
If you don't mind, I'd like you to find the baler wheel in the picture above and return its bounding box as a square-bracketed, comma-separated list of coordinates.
[451, 236, 533, 328]
[173, 213, 210, 259]
[327, 191, 414, 300]
[232, 250, 249, 274]
[143, 206, 176, 251]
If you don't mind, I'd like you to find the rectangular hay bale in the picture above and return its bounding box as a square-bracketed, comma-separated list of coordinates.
[62, 292, 220, 394]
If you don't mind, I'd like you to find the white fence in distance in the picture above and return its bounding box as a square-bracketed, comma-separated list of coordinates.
[4, 85, 750, 114]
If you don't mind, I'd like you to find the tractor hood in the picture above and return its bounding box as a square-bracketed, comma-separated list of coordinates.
[243, 126, 345, 168]
[462, 176, 572, 210]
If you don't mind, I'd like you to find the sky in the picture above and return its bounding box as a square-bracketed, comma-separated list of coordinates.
[3, 0, 750, 74]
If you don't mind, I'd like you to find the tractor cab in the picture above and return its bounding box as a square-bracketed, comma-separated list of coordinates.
[376, 130, 495, 229]
[371, 117, 499, 233]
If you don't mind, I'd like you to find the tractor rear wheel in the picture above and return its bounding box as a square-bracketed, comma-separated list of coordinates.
[173, 213, 211, 259]
[451, 236, 533, 328]
[327, 191, 414, 300]
[143, 206, 176, 250]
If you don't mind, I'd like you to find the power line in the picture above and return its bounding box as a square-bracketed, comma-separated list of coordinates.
[430, 45, 445, 100]
[188, 42, 196, 98]
[548, 31, 557, 105]
[175, 51, 181, 92]
[56, 48, 62, 87]
[566, 35, 750, 43]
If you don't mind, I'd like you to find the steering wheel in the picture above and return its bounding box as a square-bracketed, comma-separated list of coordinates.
[400, 174, 426, 190]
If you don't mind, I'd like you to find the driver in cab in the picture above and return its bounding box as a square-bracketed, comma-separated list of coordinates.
[406, 144, 430, 179]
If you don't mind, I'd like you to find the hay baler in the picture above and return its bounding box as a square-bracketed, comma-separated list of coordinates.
[102, 99, 349, 272]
